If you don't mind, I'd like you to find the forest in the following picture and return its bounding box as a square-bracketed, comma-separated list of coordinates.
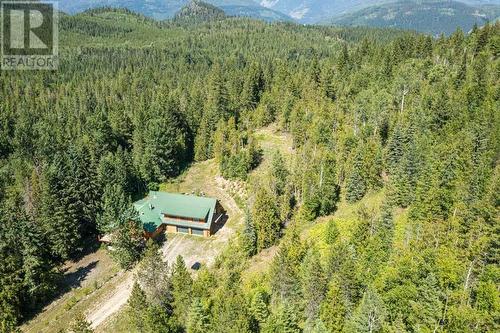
[0, 7, 498, 333]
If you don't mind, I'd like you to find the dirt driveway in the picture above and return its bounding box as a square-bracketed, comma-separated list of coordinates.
[87, 161, 244, 329]
[87, 233, 225, 329]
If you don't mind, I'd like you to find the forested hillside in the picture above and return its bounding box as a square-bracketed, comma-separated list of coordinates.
[329, 0, 500, 36]
[0, 8, 499, 333]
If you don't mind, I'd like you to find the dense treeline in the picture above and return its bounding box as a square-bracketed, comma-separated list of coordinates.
[0, 9, 498, 333]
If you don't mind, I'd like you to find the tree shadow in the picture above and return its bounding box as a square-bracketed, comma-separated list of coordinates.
[22, 260, 99, 323]
[152, 230, 167, 246]
[61, 261, 99, 290]
[71, 238, 101, 262]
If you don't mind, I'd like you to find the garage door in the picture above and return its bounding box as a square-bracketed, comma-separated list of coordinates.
[177, 227, 189, 234]
[192, 228, 204, 236]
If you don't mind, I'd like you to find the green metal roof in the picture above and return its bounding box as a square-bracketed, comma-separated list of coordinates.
[134, 191, 217, 233]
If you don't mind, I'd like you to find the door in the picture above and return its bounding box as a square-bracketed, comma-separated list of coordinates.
[192, 228, 204, 236]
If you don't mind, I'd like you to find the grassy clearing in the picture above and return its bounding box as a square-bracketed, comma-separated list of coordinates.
[253, 125, 294, 170]
[21, 250, 121, 333]
[302, 190, 386, 255]
[254, 125, 293, 158]
[242, 190, 390, 285]
[160, 160, 218, 195]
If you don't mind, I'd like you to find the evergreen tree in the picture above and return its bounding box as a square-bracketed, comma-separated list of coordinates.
[187, 298, 209, 333]
[270, 151, 288, 197]
[133, 98, 188, 186]
[241, 62, 264, 111]
[128, 282, 148, 332]
[19, 216, 57, 307]
[301, 248, 327, 321]
[97, 148, 136, 198]
[252, 188, 281, 251]
[408, 273, 442, 331]
[319, 64, 336, 101]
[386, 125, 405, 175]
[305, 318, 329, 333]
[68, 313, 93, 333]
[337, 43, 349, 73]
[378, 203, 394, 251]
[110, 208, 144, 269]
[454, 51, 467, 88]
[0, 225, 23, 332]
[241, 209, 258, 257]
[320, 281, 347, 333]
[171, 255, 193, 323]
[142, 303, 177, 333]
[194, 63, 229, 161]
[346, 288, 386, 333]
[278, 304, 301, 333]
[251, 290, 270, 324]
[207, 63, 229, 120]
[270, 230, 305, 304]
[136, 240, 171, 306]
[390, 137, 418, 207]
[335, 244, 364, 308]
[325, 220, 340, 245]
[317, 152, 340, 216]
[97, 184, 131, 234]
[40, 156, 82, 260]
[466, 52, 487, 109]
[346, 146, 367, 203]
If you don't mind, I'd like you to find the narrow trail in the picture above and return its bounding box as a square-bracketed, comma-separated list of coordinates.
[87, 272, 134, 329]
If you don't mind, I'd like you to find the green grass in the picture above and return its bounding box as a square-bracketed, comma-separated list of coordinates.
[242, 189, 390, 286]
[21, 250, 121, 333]
[97, 306, 138, 333]
[254, 125, 294, 163]
[302, 190, 386, 255]
[160, 160, 218, 195]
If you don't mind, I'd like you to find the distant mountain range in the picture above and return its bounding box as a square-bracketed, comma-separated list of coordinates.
[259, 0, 381, 23]
[53, 0, 500, 33]
[259, 0, 500, 24]
[328, 0, 500, 35]
[54, 0, 292, 22]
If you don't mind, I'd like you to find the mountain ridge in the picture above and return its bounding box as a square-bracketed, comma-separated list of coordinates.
[327, 0, 500, 35]
[259, 0, 500, 23]
[54, 0, 291, 22]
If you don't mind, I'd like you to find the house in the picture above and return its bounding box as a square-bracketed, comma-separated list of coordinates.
[133, 191, 224, 238]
